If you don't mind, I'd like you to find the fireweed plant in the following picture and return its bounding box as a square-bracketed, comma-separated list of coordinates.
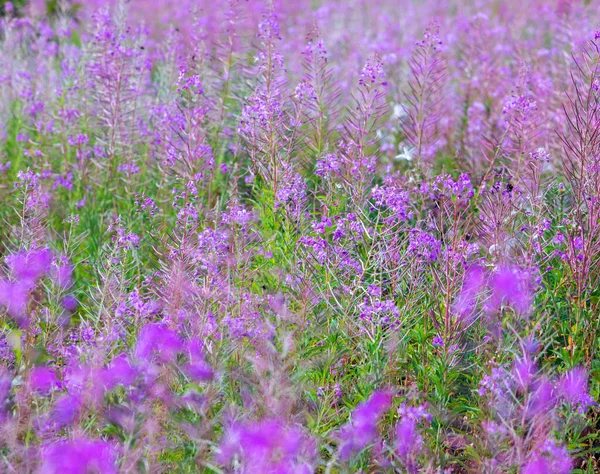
[0, 0, 599, 472]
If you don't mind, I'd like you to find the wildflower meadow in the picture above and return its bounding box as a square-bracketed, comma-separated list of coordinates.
[0, 0, 600, 472]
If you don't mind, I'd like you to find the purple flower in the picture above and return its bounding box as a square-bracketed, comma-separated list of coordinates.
[527, 378, 556, 416]
[488, 265, 536, 314]
[219, 419, 314, 473]
[359, 298, 399, 325]
[395, 418, 420, 457]
[135, 323, 183, 363]
[274, 165, 306, 215]
[30, 367, 58, 394]
[522, 441, 572, 474]
[62, 295, 78, 312]
[359, 53, 387, 88]
[558, 368, 595, 413]
[0, 369, 11, 421]
[338, 391, 392, 459]
[52, 262, 73, 290]
[372, 184, 411, 222]
[454, 265, 485, 321]
[541, 440, 572, 473]
[51, 393, 82, 428]
[182, 339, 214, 383]
[294, 80, 316, 104]
[408, 229, 441, 263]
[6, 248, 53, 286]
[183, 361, 213, 383]
[394, 404, 430, 470]
[315, 153, 341, 177]
[0, 280, 29, 323]
[432, 336, 444, 347]
[68, 134, 89, 147]
[511, 358, 536, 392]
[40, 438, 117, 474]
[522, 456, 550, 474]
[100, 354, 137, 391]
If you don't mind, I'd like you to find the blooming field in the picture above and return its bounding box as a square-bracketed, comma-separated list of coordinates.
[1, 0, 600, 472]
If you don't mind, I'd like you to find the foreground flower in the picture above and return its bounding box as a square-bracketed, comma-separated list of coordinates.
[218, 419, 315, 473]
[40, 438, 117, 474]
[558, 368, 596, 413]
[338, 390, 392, 460]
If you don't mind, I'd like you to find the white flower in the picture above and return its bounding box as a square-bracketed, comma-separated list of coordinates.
[395, 145, 415, 161]
[392, 103, 406, 120]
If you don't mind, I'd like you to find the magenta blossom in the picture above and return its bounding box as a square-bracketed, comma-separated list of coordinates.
[558, 368, 595, 413]
[219, 419, 314, 473]
[6, 248, 53, 286]
[338, 390, 392, 459]
[134, 323, 183, 363]
[40, 438, 117, 474]
[30, 366, 58, 394]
